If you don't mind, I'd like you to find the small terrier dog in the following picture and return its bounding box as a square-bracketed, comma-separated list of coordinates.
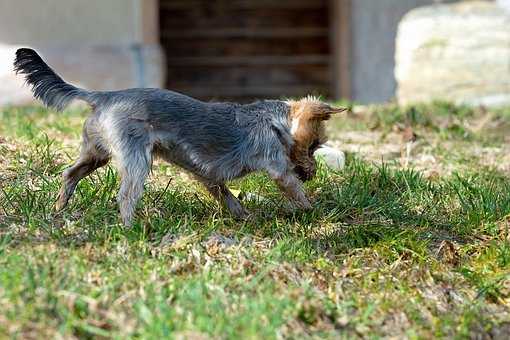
[14, 48, 345, 226]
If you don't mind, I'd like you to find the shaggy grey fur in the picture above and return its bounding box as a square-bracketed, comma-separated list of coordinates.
[14, 48, 314, 225]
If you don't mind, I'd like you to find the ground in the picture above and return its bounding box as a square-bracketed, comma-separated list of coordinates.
[1, 102, 510, 339]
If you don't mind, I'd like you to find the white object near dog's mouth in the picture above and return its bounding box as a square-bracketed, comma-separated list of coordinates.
[314, 146, 345, 170]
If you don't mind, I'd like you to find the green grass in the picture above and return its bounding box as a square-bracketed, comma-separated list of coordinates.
[1, 103, 510, 338]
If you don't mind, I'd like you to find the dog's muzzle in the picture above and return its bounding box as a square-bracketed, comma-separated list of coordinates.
[294, 164, 315, 182]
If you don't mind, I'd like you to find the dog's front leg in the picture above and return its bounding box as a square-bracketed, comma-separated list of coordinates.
[268, 168, 312, 210]
[197, 178, 249, 219]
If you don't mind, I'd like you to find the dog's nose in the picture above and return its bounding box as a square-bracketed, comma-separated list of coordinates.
[295, 166, 314, 182]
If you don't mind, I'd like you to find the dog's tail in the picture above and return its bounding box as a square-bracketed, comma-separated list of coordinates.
[14, 48, 92, 111]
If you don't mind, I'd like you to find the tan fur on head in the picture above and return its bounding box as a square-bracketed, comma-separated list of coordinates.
[285, 96, 346, 147]
[285, 96, 347, 181]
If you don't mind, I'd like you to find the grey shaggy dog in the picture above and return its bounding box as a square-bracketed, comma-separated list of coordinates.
[14, 48, 345, 226]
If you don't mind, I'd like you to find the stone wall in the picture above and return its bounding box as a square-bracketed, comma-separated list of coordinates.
[0, 0, 137, 45]
[395, 1, 510, 107]
[350, 0, 459, 104]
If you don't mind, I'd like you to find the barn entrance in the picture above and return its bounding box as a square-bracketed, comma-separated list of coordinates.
[159, 0, 342, 102]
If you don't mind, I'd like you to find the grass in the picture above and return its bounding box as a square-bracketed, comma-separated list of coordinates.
[1, 102, 510, 338]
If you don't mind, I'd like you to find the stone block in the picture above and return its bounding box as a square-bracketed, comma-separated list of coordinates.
[395, 1, 510, 107]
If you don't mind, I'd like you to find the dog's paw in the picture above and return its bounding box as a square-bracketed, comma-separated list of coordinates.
[55, 198, 66, 212]
[233, 207, 251, 221]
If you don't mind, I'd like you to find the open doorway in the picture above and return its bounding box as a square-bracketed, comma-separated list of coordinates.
[159, 0, 347, 102]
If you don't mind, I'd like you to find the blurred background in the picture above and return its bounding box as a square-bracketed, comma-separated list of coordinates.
[0, 0, 508, 105]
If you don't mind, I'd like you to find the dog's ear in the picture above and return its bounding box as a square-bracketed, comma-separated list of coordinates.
[312, 104, 348, 121]
[287, 97, 347, 123]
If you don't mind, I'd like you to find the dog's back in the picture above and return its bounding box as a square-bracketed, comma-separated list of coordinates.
[14, 48, 292, 181]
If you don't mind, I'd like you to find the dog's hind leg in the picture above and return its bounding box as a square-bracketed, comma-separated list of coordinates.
[197, 177, 249, 219]
[56, 146, 110, 211]
[115, 144, 152, 226]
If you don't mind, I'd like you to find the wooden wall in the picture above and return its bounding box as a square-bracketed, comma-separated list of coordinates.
[160, 0, 332, 101]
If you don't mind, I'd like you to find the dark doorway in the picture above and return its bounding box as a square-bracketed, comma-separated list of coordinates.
[159, 0, 332, 102]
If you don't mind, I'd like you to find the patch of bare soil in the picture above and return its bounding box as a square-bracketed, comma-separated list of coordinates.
[330, 129, 510, 177]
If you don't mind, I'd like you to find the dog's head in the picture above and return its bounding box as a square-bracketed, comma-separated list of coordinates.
[286, 96, 347, 182]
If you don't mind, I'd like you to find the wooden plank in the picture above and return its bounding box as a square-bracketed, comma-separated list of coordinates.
[161, 27, 328, 39]
[231, 0, 327, 9]
[169, 85, 330, 98]
[165, 55, 330, 66]
[166, 65, 330, 87]
[330, 0, 351, 100]
[160, 0, 328, 11]
[160, 37, 329, 58]
[140, 0, 159, 44]
[160, 7, 329, 30]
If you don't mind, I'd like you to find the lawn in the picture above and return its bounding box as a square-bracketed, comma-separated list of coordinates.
[1, 102, 510, 338]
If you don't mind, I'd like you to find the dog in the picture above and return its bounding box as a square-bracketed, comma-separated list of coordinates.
[14, 48, 346, 226]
